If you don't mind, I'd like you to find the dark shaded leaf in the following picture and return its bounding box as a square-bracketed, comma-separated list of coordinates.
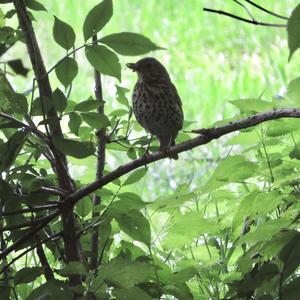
[74, 99, 102, 112]
[68, 112, 82, 135]
[81, 112, 110, 129]
[85, 44, 121, 81]
[53, 16, 75, 50]
[53, 138, 94, 159]
[52, 88, 67, 113]
[55, 57, 78, 88]
[25, 0, 47, 11]
[7, 59, 29, 77]
[83, 0, 113, 41]
[14, 267, 43, 285]
[288, 3, 300, 61]
[100, 32, 164, 56]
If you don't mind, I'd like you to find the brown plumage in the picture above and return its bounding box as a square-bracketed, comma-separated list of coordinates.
[127, 57, 184, 159]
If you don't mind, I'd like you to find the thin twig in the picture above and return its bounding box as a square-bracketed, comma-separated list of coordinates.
[203, 8, 286, 28]
[0, 231, 61, 275]
[244, 0, 288, 20]
[233, 0, 255, 21]
[1, 204, 58, 217]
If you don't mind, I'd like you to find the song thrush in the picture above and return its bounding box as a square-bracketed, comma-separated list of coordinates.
[127, 57, 184, 159]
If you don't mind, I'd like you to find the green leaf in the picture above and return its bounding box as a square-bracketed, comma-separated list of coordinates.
[31, 96, 53, 116]
[53, 138, 94, 159]
[282, 277, 300, 300]
[74, 99, 102, 112]
[109, 109, 128, 117]
[25, 0, 47, 11]
[14, 267, 43, 285]
[75, 196, 92, 218]
[83, 0, 113, 41]
[266, 119, 300, 137]
[288, 3, 300, 61]
[115, 209, 151, 246]
[58, 262, 87, 277]
[52, 88, 67, 113]
[100, 32, 164, 56]
[68, 112, 82, 135]
[1, 130, 28, 172]
[201, 155, 256, 193]
[55, 57, 78, 88]
[8, 92, 28, 114]
[230, 98, 275, 113]
[7, 59, 29, 77]
[53, 16, 75, 50]
[151, 192, 196, 212]
[287, 77, 300, 105]
[290, 142, 300, 160]
[239, 218, 291, 245]
[27, 280, 73, 300]
[124, 168, 147, 185]
[91, 257, 152, 290]
[113, 287, 153, 300]
[164, 212, 219, 248]
[85, 44, 121, 81]
[81, 112, 110, 129]
[115, 85, 129, 106]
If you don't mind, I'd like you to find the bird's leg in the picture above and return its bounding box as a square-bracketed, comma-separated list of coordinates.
[142, 134, 153, 158]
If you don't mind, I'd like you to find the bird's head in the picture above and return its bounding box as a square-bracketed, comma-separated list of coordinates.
[127, 57, 170, 84]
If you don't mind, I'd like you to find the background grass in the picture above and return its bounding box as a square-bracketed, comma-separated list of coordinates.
[4, 0, 300, 195]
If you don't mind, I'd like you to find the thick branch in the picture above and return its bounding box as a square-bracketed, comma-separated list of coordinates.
[13, 0, 81, 286]
[90, 35, 106, 271]
[2, 108, 300, 259]
[36, 243, 54, 280]
[203, 8, 286, 28]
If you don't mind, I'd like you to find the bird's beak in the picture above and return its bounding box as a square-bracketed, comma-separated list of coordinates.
[126, 63, 138, 71]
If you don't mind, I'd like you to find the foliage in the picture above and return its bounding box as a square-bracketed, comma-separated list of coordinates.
[0, 0, 300, 300]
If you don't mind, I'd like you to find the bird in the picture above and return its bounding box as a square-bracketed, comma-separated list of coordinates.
[127, 57, 184, 159]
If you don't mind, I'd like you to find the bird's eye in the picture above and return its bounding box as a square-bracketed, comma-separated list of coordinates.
[145, 62, 152, 68]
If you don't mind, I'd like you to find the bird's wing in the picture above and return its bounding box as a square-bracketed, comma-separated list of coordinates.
[170, 83, 182, 107]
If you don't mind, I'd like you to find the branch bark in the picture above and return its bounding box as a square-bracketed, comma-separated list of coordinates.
[2, 108, 300, 259]
[90, 35, 106, 271]
[13, 0, 81, 286]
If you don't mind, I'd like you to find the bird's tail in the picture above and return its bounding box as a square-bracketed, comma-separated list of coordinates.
[158, 136, 178, 160]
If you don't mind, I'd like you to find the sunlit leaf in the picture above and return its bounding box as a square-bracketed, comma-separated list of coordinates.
[124, 168, 147, 185]
[115, 209, 151, 246]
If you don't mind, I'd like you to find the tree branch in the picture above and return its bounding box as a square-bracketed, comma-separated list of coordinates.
[0, 112, 48, 142]
[36, 243, 54, 281]
[1, 204, 58, 217]
[13, 0, 81, 286]
[0, 231, 61, 276]
[203, 8, 286, 28]
[90, 35, 106, 271]
[2, 108, 300, 259]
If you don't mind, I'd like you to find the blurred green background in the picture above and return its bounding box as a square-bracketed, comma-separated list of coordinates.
[3, 0, 300, 195]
